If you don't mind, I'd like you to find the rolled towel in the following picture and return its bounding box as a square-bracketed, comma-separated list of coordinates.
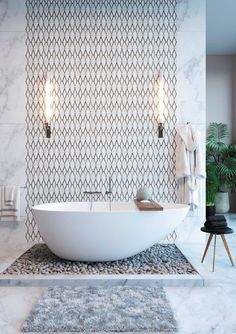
[207, 215, 226, 222]
[204, 220, 227, 228]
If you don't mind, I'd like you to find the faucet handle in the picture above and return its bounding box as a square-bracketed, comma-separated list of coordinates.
[105, 177, 112, 195]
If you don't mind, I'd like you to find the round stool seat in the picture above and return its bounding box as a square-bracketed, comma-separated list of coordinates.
[201, 226, 234, 235]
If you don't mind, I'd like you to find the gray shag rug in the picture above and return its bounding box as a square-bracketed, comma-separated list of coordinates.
[3, 243, 197, 275]
[21, 286, 177, 333]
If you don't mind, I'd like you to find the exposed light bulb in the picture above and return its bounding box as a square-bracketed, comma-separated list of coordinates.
[44, 73, 53, 138]
[45, 74, 53, 124]
[158, 71, 164, 123]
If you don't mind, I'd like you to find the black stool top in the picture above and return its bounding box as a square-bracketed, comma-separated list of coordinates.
[201, 226, 234, 235]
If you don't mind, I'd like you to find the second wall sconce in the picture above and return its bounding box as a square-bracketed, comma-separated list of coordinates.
[154, 71, 165, 138]
[44, 72, 53, 138]
[158, 71, 164, 138]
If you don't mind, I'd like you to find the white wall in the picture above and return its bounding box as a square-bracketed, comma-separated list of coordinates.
[0, 1, 26, 220]
[206, 55, 235, 142]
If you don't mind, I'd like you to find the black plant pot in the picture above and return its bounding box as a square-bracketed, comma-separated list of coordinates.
[206, 205, 215, 217]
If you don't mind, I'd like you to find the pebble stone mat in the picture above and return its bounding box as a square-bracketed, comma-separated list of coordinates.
[2, 243, 198, 275]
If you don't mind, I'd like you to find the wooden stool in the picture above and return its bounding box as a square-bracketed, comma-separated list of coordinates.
[201, 227, 234, 272]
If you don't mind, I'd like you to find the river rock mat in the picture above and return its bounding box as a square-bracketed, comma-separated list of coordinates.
[2, 243, 198, 275]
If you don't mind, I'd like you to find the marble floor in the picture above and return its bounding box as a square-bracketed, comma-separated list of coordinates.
[0, 215, 236, 333]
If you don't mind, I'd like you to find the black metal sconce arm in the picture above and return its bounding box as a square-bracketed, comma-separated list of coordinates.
[44, 122, 51, 138]
[158, 122, 164, 138]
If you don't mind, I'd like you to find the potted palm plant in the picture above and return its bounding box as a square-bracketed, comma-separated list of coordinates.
[206, 123, 236, 213]
[206, 164, 219, 216]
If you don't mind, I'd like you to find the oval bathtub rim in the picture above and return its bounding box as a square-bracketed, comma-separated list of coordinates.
[32, 201, 190, 213]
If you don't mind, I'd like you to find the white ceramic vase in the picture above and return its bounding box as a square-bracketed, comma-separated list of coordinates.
[215, 191, 230, 213]
[136, 187, 153, 201]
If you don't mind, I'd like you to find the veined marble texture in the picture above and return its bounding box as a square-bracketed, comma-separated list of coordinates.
[0, 124, 26, 186]
[175, 1, 206, 217]
[0, 31, 26, 124]
[0, 0, 26, 32]
[176, 31, 206, 125]
[0, 286, 43, 334]
[176, 0, 206, 126]
[176, 0, 205, 32]
[0, 0, 27, 220]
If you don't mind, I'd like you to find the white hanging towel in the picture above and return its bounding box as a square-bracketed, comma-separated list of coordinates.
[176, 124, 205, 209]
[0, 186, 20, 222]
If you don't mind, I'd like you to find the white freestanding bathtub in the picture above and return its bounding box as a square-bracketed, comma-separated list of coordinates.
[32, 201, 189, 262]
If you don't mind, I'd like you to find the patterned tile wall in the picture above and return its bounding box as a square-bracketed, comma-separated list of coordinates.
[25, 0, 177, 240]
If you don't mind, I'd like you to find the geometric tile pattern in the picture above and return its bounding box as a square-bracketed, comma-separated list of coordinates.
[25, 0, 177, 241]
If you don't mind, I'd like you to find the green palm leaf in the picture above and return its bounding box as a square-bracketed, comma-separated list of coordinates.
[217, 157, 236, 178]
[207, 141, 228, 154]
[207, 122, 229, 143]
[206, 163, 220, 203]
[228, 143, 236, 155]
[206, 123, 236, 192]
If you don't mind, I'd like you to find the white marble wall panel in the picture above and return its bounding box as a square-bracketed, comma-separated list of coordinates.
[176, 0, 205, 32]
[0, 0, 26, 32]
[176, 31, 205, 124]
[0, 124, 26, 185]
[0, 0, 26, 224]
[176, 0, 206, 217]
[0, 31, 26, 123]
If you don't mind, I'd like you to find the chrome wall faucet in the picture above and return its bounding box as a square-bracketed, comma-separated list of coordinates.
[83, 177, 112, 197]
[83, 191, 102, 195]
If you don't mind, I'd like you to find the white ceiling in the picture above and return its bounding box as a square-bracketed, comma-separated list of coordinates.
[207, 0, 236, 55]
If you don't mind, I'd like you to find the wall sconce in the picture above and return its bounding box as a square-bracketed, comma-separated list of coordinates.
[154, 71, 165, 138]
[158, 71, 164, 138]
[44, 73, 53, 138]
